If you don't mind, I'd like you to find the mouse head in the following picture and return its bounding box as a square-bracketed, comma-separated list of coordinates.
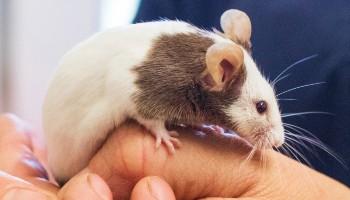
[200, 9, 284, 149]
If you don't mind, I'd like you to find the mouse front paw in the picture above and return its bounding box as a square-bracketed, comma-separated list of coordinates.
[190, 124, 225, 135]
[154, 130, 181, 154]
[136, 118, 181, 154]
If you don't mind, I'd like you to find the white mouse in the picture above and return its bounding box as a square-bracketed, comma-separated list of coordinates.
[43, 9, 284, 183]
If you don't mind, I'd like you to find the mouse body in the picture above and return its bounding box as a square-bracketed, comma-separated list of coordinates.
[43, 10, 284, 183]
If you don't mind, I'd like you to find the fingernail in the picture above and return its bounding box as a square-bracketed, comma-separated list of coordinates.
[3, 189, 49, 200]
[146, 177, 168, 200]
[87, 174, 111, 200]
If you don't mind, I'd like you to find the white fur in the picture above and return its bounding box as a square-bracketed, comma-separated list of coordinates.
[225, 49, 284, 147]
[206, 31, 284, 146]
[43, 21, 197, 181]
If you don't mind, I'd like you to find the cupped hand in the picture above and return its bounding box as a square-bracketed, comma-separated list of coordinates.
[0, 114, 174, 200]
[86, 120, 350, 199]
[1, 114, 349, 200]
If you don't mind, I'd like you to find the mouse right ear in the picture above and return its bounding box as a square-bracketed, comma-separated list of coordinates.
[200, 42, 244, 91]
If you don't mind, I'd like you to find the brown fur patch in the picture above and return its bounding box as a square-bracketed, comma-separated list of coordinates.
[132, 32, 247, 129]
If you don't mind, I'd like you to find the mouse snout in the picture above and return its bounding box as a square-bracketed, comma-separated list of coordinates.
[269, 126, 285, 147]
[271, 135, 284, 147]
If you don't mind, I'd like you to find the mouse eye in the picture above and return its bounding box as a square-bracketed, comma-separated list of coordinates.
[256, 100, 268, 114]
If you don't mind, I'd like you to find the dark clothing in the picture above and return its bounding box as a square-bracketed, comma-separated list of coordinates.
[134, 0, 350, 186]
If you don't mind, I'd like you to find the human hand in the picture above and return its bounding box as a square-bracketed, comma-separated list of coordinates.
[1, 114, 349, 199]
[86, 120, 350, 199]
[0, 114, 175, 200]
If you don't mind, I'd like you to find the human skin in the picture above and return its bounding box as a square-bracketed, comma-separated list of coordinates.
[0, 114, 174, 200]
[0, 113, 110, 200]
[88, 121, 350, 199]
[0, 114, 349, 199]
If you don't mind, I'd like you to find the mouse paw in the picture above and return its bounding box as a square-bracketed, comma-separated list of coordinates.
[136, 117, 181, 154]
[191, 124, 225, 135]
[154, 131, 181, 154]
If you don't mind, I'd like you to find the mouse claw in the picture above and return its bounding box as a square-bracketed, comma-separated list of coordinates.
[137, 118, 181, 154]
[164, 139, 176, 154]
[155, 137, 162, 149]
[153, 130, 181, 154]
[169, 130, 180, 137]
[169, 137, 182, 148]
[212, 125, 225, 135]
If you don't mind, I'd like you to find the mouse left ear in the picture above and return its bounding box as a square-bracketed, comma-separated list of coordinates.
[200, 42, 244, 91]
[220, 9, 252, 48]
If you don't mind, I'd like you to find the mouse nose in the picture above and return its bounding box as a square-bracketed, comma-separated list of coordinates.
[272, 137, 284, 147]
[270, 130, 285, 147]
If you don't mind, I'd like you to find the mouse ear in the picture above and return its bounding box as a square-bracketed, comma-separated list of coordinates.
[220, 9, 252, 46]
[200, 42, 244, 91]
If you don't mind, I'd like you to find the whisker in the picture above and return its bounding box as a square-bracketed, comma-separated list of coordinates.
[284, 125, 324, 148]
[284, 125, 325, 157]
[284, 130, 347, 168]
[276, 82, 326, 97]
[281, 145, 297, 162]
[244, 145, 257, 164]
[262, 148, 267, 176]
[284, 142, 314, 168]
[284, 134, 314, 154]
[279, 145, 292, 158]
[284, 123, 325, 142]
[271, 73, 291, 87]
[285, 130, 323, 163]
[283, 143, 304, 164]
[259, 140, 266, 173]
[283, 123, 347, 168]
[272, 54, 318, 83]
[239, 144, 258, 173]
[282, 111, 334, 118]
[285, 133, 316, 159]
[277, 98, 297, 101]
[286, 133, 331, 154]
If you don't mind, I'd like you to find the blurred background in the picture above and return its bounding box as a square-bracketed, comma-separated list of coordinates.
[0, 0, 141, 128]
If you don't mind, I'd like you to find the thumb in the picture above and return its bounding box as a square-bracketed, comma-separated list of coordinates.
[200, 198, 258, 200]
[131, 176, 176, 200]
[58, 172, 112, 200]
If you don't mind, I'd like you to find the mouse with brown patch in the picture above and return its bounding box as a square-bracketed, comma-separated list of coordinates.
[43, 9, 284, 183]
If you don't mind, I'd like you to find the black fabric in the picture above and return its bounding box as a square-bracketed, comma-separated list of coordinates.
[134, 0, 350, 186]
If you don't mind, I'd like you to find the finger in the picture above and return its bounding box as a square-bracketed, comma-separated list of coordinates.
[130, 176, 175, 200]
[0, 171, 33, 189]
[88, 122, 263, 199]
[0, 171, 53, 200]
[199, 198, 259, 200]
[0, 114, 48, 180]
[58, 171, 112, 200]
[0, 188, 50, 200]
